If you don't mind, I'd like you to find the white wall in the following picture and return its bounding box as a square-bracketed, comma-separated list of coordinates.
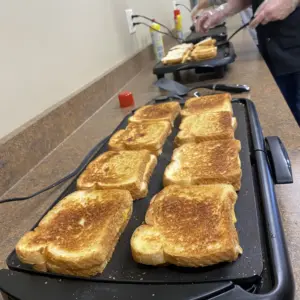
[0, 0, 191, 139]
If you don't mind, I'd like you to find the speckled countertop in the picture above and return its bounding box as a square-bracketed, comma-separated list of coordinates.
[1, 17, 300, 299]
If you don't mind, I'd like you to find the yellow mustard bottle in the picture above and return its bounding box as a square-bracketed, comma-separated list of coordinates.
[176, 14, 184, 41]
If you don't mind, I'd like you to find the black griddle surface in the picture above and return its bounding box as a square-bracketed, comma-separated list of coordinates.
[153, 43, 235, 76]
[7, 101, 263, 284]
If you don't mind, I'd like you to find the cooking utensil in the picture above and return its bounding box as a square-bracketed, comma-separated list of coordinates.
[154, 78, 250, 97]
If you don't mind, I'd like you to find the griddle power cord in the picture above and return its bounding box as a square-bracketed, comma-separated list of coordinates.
[133, 22, 183, 43]
[176, 3, 192, 12]
[132, 14, 180, 42]
[0, 136, 110, 205]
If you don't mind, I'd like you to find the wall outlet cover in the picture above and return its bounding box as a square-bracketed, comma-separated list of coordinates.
[125, 9, 136, 34]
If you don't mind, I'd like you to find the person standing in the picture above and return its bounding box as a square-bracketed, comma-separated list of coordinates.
[193, 0, 300, 126]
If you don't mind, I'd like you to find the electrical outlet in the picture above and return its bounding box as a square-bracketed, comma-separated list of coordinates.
[172, 0, 177, 10]
[125, 9, 136, 34]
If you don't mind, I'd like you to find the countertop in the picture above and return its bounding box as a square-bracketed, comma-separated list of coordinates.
[1, 16, 300, 299]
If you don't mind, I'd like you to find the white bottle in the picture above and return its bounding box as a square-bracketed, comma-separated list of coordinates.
[150, 22, 165, 62]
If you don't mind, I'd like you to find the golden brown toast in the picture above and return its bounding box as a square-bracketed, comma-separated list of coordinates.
[190, 46, 217, 61]
[181, 94, 233, 118]
[161, 51, 184, 65]
[77, 150, 157, 200]
[16, 190, 133, 277]
[195, 37, 217, 47]
[181, 48, 193, 63]
[108, 121, 171, 155]
[175, 112, 237, 146]
[129, 102, 181, 126]
[131, 185, 242, 267]
[164, 140, 242, 190]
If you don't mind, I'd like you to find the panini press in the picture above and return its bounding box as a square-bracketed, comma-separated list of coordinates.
[153, 42, 235, 80]
[153, 24, 233, 80]
[0, 98, 294, 300]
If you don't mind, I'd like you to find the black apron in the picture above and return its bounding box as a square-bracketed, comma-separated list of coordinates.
[252, 0, 300, 76]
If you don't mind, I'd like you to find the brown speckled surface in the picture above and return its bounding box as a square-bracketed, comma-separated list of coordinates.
[1, 16, 300, 299]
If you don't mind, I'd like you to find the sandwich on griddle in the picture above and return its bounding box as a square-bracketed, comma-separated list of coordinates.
[77, 150, 157, 200]
[108, 121, 171, 156]
[16, 190, 133, 277]
[181, 93, 233, 118]
[195, 37, 217, 47]
[129, 102, 181, 126]
[190, 46, 217, 61]
[162, 43, 194, 64]
[175, 111, 237, 146]
[131, 184, 242, 267]
[164, 139, 242, 190]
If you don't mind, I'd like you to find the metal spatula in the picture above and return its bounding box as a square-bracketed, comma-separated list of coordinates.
[154, 78, 250, 97]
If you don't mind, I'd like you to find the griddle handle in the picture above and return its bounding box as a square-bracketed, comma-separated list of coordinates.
[213, 84, 250, 93]
[175, 63, 214, 72]
[265, 136, 293, 184]
[243, 98, 295, 299]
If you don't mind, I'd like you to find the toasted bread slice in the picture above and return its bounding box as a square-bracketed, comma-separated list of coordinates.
[129, 102, 181, 126]
[131, 185, 242, 267]
[181, 48, 193, 63]
[162, 44, 194, 65]
[16, 190, 133, 277]
[170, 43, 194, 51]
[77, 150, 157, 200]
[175, 112, 237, 146]
[191, 46, 217, 61]
[181, 93, 232, 118]
[164, 139, 242, 190]
[195, 37, 217, 47]
[161, 51, 184, 65]
[108, 121, 171, 155]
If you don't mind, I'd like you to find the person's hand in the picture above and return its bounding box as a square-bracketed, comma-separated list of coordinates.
[250, 0, 298, 28]
[191, 0, 210, 20]
[195, 4, 228, 33]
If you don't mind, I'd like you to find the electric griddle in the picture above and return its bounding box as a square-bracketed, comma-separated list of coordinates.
[0, 98, 294, 300]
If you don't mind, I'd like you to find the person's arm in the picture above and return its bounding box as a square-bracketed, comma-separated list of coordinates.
[250, 0, 299, 28]
[195, 0, 252, 33]
[191, 0, 227, 20]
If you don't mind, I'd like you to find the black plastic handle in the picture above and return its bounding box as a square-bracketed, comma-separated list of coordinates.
[213, 84, 250, 93]
[240, 99, 295, 300]
[175, 63, 214, 72]
[265, 136, 293, 184]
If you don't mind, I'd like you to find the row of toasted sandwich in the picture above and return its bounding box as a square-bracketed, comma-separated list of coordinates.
[15, 93, 242, 277]
[162, 37, 218, 65]
[131, 93, 242, 267]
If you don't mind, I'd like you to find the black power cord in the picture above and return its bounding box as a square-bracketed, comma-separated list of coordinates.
[133, 21, 183, 43]
[0, 136, 110, 204]
[176, 3, 192, 12]
[132, 14, 178, 40]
